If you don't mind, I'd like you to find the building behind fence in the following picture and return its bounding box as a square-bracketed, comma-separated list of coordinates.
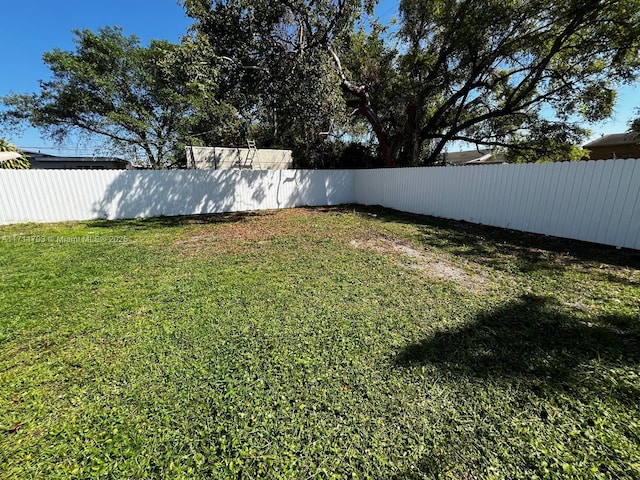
[1, 159, 638, 249]
[186, 146, 293, 170]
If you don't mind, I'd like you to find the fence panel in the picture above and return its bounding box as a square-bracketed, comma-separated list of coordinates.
[353, 159, 640, 249]
[0, 169, 354, 225]
[1, 160, 639, 249]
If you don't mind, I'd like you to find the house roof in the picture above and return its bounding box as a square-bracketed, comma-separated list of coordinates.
[441, 149, 505, 165]
[583, 132, 640, 148]
[0, 151, 23, 162]
[24, 150, 129, 164]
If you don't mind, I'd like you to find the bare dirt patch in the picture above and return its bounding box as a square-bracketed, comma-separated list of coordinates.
[350, 236, 490, 292]
[173, 208, 339, 257]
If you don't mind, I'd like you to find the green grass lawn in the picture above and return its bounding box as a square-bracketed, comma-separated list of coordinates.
[1, 206, 639, 479]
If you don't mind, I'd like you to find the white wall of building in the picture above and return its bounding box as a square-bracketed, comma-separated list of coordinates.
[186, 146, 293, 170]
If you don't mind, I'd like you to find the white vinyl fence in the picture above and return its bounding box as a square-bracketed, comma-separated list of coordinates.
[355, 159, 640, 249]
[0, 169, 354, 224]
[1, 159, 639, 249]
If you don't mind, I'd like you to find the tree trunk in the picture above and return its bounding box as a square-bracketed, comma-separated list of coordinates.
[328, 46, 394, 167]
[358, 102, 394, 167]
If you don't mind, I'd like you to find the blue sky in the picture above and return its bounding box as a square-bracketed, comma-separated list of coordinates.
[1, 0, 191, 155]
[0, 0, 638, 155]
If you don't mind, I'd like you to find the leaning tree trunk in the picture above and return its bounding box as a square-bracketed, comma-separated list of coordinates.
[328, 46, 395, 167]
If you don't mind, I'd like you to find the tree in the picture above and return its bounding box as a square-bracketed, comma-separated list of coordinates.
[1, 27, 238, 168]
[631, 109, 640, 133]
[181, 0, 372, 165]
[0, 139, 29, 169]
[349, 0, 640, 165]
[183, 0, 640, 167]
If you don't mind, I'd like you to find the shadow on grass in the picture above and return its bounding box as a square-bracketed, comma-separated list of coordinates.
[83, 202, 640, 273]
[391, 294, 640, 478]
[395, 295, 639, 394]
[87, 210, 264, 230]
[86, 205, 358, 231]
[357, 206, 640, 273]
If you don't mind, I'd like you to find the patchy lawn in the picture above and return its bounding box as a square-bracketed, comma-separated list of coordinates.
[1, 206, 639, 479]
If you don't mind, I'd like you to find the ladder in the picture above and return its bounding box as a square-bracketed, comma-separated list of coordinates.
[236, 140, 257, 169]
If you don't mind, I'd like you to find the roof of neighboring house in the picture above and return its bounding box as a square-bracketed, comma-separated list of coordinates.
[583, 132, 640, 148]
[441, 149, 505, 165]
[24, 150, 130, 169]
[0, 151, 23, 162]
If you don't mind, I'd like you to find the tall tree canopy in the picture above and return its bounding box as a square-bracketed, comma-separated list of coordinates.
[1, 27, 238, 168]
[181, 0, 372, 162]
[184, 0, 640, 166]
[389, 0, 640, 164]
[3, 1, 639, 168]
